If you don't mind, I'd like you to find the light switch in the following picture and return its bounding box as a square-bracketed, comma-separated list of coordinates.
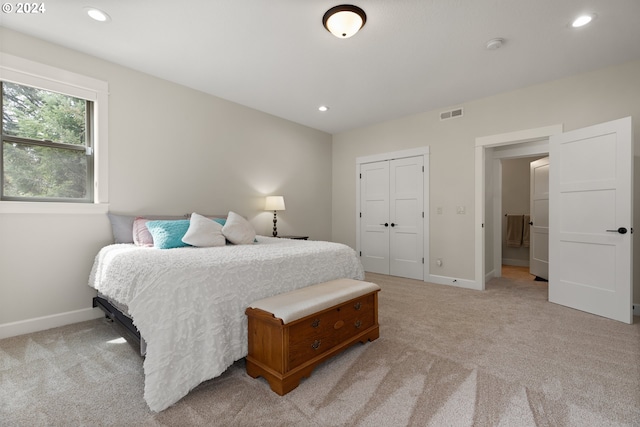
[456, 206, 466, 214]
[437, 207, 443, 214]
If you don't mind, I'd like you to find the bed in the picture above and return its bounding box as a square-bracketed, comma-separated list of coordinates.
[88, 228, 364, 412]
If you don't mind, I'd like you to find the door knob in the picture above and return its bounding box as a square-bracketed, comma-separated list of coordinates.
[606, 227, 627, 234]
[379, 223, 389, 227]
[390, 223, 396, 227]
[529, 221, 533, 226]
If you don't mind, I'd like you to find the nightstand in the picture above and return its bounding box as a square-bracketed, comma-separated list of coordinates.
[277, 235, 309, 240]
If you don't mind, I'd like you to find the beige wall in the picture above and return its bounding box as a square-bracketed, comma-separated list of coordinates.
[332, 59, 640, 302]
[0, 29, 332, 331]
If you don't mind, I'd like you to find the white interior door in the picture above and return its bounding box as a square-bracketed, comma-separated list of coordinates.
[389, 156, 424, 280]
[529, 157, 549, 280]
[360, 161, 390, 274]
[549, 117, 633, 324]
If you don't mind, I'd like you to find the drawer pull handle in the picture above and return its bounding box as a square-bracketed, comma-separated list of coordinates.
[354, 302, 362, 310]
[311, 318, 320, 328]
[354, 320, 362, 329]
[311, 339, 321, 350]
[334, 320, 344, 329]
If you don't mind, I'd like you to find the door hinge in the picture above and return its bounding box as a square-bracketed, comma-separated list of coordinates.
[422, 258, 424, 264]
[422, 211, 424, 218]
[359, 212, 362, 218]
[359, 251, 362, 256]
[422, 166, 424, 172]
[359, 173, 362, 179]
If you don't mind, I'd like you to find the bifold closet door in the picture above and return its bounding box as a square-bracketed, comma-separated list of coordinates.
[360, 156, 424, 280]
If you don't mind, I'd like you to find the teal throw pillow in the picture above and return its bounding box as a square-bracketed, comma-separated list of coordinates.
[146, 219, 191, 249]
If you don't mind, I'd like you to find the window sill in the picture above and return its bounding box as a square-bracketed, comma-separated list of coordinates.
[0, 201, 109, 215]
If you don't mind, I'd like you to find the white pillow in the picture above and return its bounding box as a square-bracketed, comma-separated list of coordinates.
[181, 212, 226, 247]
[222, 211, 256, 245]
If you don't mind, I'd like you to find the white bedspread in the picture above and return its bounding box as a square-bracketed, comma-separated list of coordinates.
[88, 236, 364, 412]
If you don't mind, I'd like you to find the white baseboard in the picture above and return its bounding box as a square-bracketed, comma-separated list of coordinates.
[427, 274, 481, 290]
[0, 307, 103, 340]
[485, 269, 496, 282]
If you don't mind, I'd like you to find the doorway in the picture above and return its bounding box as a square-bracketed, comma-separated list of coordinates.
[475, 119, 634, 324]
[474, 124, 562, 289]
[501, 155, 548, 279]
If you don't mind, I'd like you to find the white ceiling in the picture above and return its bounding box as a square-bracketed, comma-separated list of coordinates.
[2, 0, 640, 134]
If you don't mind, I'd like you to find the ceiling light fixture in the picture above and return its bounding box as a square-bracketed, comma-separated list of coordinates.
[571, 14, 594, 28]
[318, 105, 329, 112]
[323, 5, 366, 38]
[85, 7, 111, 22]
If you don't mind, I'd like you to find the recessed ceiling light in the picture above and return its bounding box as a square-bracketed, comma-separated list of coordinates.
[318, 106, 329, 112]
[572, 14, 594, 28]
[85, 7, 111, 22]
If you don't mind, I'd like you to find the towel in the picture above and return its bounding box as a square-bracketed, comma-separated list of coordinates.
[523, 215, 531, 248]
[506, 215, 524, 247]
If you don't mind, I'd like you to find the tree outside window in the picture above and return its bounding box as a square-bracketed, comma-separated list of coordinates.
[1, 81, 94, 202]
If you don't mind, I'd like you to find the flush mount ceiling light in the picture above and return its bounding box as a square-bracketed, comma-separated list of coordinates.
[571, 14, 595, 28]
[85, 7, 111, 22]
[323, 5, 366, 38]
[318, 105, 329, 112]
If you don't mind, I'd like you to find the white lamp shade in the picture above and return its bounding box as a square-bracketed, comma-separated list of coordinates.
[265, 196, 285, 211]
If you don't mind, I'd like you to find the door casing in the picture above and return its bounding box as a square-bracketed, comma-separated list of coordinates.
[475, 125, 563, 290]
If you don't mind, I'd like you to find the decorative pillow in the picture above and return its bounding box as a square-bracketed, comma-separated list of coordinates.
[145, 220, 191, 249]
[182, 213, 226, 247]
[221, 211, 256, 245]
[132, 217, 154, 247]
[107, 213, 135, 244]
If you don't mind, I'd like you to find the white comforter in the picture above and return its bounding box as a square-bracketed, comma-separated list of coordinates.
[88, 236, 364, 412]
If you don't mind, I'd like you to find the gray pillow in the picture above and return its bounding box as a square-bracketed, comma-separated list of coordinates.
[107, 213, 136, 243]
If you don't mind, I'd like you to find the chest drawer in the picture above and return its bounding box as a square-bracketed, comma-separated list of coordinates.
[288, 293, 376, 369]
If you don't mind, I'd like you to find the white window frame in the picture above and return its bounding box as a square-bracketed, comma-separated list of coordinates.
[0, 53, 108, 214]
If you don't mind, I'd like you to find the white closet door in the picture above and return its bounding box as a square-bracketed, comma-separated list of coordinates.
[389, 157, 424, 280]
[360, 161, 390, 274]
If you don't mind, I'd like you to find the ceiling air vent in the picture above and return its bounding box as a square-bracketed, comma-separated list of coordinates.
[440, 107, 464, 121]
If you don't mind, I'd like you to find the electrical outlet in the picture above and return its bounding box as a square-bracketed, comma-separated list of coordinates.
[436, 207, 443, 214]
[436, 258, 442, 267]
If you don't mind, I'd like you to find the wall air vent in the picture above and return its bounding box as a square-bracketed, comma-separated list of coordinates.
[440, 107, 464, 121]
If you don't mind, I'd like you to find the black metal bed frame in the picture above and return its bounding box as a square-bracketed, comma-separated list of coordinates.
[93, 296, 146, 355]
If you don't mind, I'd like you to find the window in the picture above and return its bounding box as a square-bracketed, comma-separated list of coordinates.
[1, 82, 94, 202]
[0, 53, 108, 213]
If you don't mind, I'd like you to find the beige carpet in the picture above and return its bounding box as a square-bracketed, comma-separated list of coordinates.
[1, 273, 639, 426]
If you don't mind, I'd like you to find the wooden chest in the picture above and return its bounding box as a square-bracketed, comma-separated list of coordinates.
[245, 279, 380, 395]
